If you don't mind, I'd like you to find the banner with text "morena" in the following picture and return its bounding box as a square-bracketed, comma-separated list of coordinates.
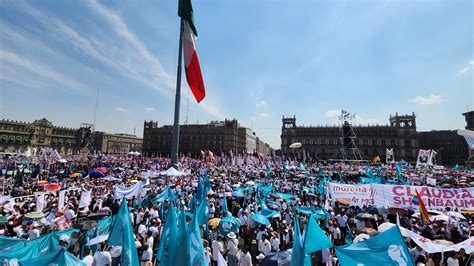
[329, 182, 474, 210]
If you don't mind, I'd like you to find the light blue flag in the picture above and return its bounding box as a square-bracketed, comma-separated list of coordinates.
[290, 215, 310, 266]
[222, 193, 229, 217]
[395, 162, 405, 185]
[266, 164, 271, 175]
[344, 227, 354, 245]
[157, 204, 178, 266]
[299, 163, 307, 172]
[153, 187, 177, 204]
[20, 248, 86, 266]
[107, 199, 139, 266]
[283, 162, 287, 176]
[204, 174, 211, 194]
[196, 198, 209, 225]
[452, 164, 459, 173]
[366, 166, 374, 178]
[304, 214, 333, 254]
[335, 226, 413, 266]
[188, 212, 207, 266]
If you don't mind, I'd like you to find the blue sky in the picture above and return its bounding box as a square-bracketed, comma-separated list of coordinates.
[0, 0, 472, 148]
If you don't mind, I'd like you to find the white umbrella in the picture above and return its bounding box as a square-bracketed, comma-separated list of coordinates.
[378, 222, 396, 233]
[160, 167, 185, 177]
[353, 233, 370, 243]
[87, 234, 109, 246]
[289, 142, 302, 149]
[447, 211, 466, 220]
[431, 214, 449, 222]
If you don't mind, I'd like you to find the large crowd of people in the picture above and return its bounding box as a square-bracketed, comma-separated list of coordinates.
[0, 153, 473, 266]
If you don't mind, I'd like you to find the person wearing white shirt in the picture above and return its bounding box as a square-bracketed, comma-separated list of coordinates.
[140, 243, 153, 266]
[239, 212, 248, 226]
[82, 247, 94, 266]
[239, 248, 253, 266]
[94, 248, 112, 266]
[212, 237, 224, 265]
[270, 234, 280, 252]
[258, 235, 271, 256]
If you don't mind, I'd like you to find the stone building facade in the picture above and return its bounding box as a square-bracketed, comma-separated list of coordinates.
[142, 119, 271, 157]
[0, 118, 83, 155]
[93, 132, 143, 154]
[280, 113, 420, 161]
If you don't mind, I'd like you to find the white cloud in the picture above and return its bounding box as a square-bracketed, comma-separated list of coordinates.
[259, 112, 271, 118]
[325, 109, 340, 118]
[0, 50, 90, 94]
[458, 60, 474, 74]
[144, 107, 154, 112]
[116, 107, 128, 112]
[250, 116, 257, 121]
[409, 94, 444, 105]
[256, 100, 266, 108]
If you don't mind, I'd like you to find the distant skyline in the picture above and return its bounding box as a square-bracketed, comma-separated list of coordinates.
[0, 0, 472, 148]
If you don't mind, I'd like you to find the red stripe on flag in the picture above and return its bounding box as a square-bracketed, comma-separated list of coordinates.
[185, 51, 205, 103]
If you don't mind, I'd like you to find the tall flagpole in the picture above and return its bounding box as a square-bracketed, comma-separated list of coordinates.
[170, 19, 184, 169]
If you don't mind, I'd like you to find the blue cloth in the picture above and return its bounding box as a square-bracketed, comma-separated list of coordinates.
[107, 198, 139, 266]
[157, 204, 178, 266]
[304, 214, 332, 254]
[20, 248, 86, 266]
[335, 226, 413, 266]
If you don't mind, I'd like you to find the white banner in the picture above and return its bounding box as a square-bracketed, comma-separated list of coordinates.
[373, 184, 474, 210]
[79, 190, 92, 208]
[328, 183, 375, 207]
[386, 148, 394, 164]
[58, 190, 66, 210]
[329, 183, 474, 210]
[416, 149, 431, 168]
[428, 150, 438, 166]
[36, 193, 45, 212]
[114, 180, 147, 200]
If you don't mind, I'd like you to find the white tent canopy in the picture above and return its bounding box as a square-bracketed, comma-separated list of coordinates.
[160, 167, 185, 177]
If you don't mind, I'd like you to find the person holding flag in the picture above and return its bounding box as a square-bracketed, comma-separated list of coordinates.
[412, 190, 429, 225]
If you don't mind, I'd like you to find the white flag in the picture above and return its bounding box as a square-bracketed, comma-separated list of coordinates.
[36, 193, 45, 212]
[416, 149, 431, 168]
[428, 150, 438, 166]
[79, 190, 92, 208]
[58, 190, 66, 210]
[386, 148, 394, 164]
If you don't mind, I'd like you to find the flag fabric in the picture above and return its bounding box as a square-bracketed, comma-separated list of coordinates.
[79, 190, 92, 208]
[412, 190, 429, 224]
[335, 226, 413, 266]
[395, 162, 405, 185]
[366, 167, 374, 178]
[179, 0, 205, 103]
[196, 198, 209, 225]
[36, 193, 45, 213]
[157, 204, 178, 266]
[107, 198, 139, 266]
[416, 149, 431, 168]
[344, 227, 354, 245]
[304, 214, 333, 254]
[20, 248, 86, 266]
[222, 193, 229, 217]
[58, 190, 66, 211]
[386, 148, 394, 164]
[451, 164, 459, 174]
[290, 215, 309, 266]
[428, 150, 438, 166]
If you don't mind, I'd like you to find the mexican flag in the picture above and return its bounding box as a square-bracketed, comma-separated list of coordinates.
[179, 0, 206, 103]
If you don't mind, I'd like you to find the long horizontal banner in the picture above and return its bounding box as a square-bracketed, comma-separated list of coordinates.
[328, 182, 474, 210]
